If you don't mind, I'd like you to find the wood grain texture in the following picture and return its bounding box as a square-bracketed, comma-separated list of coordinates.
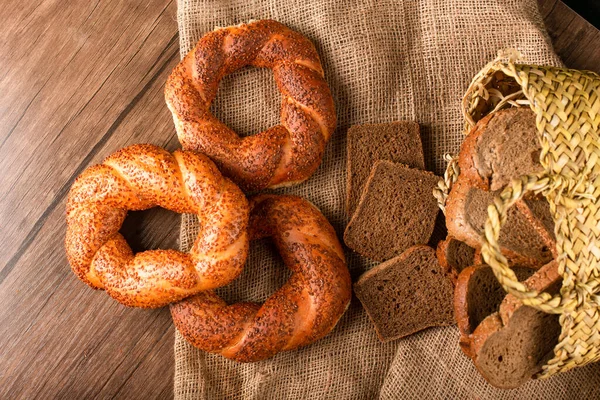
[0, 0, 598, 398]
[0, 0, 180, 398]
[539, 0, 600, 71]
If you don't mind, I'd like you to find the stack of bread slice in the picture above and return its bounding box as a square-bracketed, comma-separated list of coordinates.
[445, 107, 560, 388]
[344, 122, 456, 341]
[344, 122, 440, 261]
[445, 107, 556, 267]
[347, 109, 562, 389]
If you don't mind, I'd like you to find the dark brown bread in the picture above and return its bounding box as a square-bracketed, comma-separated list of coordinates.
[465, 266, 536, 333]
[447, 106, 553, 266]
[454, 264, 537, 358]
[470, 261, 561, 389]
[518, 196, 557, 257]
[471, 309, 560, 389]
[436, 236, 476, 275]
[354, 245, 455, 342]
[446, 175, 553, 267]
[471, 107, 543, 191]
[344, 161, 439, 261]
[464, 187, 553, 263]
[346, 121, 425, 216]
[521, 197, 555, 239]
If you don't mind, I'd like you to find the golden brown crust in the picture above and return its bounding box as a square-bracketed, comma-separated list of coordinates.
[436, 239, 459, 285]
[469, 312, 503, 360]
[473, 248, 483, 265]
[165, 20, 336, 191]
[499, 261, 559, 322]
[515, 199, 558, 259]
[65, 144, 249, 308]
[446, 129, 549, 267]
[466, 260, 560, 387]
[457, 261, 558, 361]
[445, 175, 481, 249]
[435, 235, 475, 285]
[457, 113, 495, 190]
[454, 264, 485, 358]
[435, 238, 451, 273]
[170, 195, 352, 362]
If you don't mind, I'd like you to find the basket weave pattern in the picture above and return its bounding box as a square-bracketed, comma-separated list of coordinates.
[448, 55, 600, 378]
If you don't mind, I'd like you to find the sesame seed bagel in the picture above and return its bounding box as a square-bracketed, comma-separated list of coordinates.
[170, 194, 352, 362]
[165, 20, 336, 191]
[65, 144, 249, 308]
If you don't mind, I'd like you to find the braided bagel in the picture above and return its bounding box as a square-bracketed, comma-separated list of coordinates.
[165, 20, 336, 191]
[65, 144, 249, 308]
[170, 194, 351, 362]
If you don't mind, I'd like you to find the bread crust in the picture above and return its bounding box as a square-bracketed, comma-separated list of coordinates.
[456, 112, 495, 189]
[65, 144, 249, 308]
[170, 195, 352, 362]
[446, 109, 554, 267]
[165, 20, 336, 191]
[454, 264, 486, 358]
[436, 236, 474, 285]
[467, 261, 560, 388]
[499, 261, 559, 322]
[445, 176, 481, 248]
[454, 263, 541, 359]
[515, 199, 558, 259]
[436, 238, 452, 273]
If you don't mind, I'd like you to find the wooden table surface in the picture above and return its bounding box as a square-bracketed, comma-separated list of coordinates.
[1, 0, 599, 398]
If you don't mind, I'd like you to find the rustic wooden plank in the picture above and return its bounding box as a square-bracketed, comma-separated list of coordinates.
[538, 0, 600, 73]
[0, 0, 177, 272]
[0, 57, 181, 399]
[0, 0, 180, 398]
[104, 328, 175, 399]
[0, 1, 599, 399]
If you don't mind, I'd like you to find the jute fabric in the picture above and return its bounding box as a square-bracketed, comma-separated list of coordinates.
[173, 1, 600, 398]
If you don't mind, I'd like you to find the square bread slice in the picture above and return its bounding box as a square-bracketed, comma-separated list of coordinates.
[344, 160, 440, 261]
[346, 121, 425, 216]
[470, 261, 562, 389]
[354, 245, 455, 342]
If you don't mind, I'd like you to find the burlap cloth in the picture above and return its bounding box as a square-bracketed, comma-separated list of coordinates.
[173, 0, 600, 398]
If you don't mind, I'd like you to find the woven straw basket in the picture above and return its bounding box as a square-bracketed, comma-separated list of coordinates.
[435, 50, 600, 378]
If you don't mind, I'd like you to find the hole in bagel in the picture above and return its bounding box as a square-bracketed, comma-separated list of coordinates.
[119, 208, 180, 253]
[215, 237, 292, 304]
[210, 67, 280, 137]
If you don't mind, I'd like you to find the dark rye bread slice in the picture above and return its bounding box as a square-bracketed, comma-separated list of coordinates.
[454, 264, 537, 358]
[465, 187, 553, 263]
[471, 261, 561, 389]
[344, 161, 439, 261]
[448, 107, 555, 265]
[464, 107, 543, 191]
[346, 121, 425, 216]
[446, 175, 553, 267]
[354, 245, 454, 342]
[436, 236, 476, 276]
[517, 196, 557, 257]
